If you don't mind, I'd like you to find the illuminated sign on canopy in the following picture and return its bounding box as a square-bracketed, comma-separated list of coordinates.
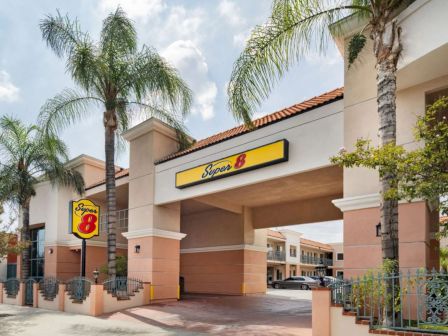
[175, 139, 289, 189]
[69, 199, 100, 239]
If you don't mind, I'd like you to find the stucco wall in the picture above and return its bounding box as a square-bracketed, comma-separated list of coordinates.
[155, 100, 343, 205]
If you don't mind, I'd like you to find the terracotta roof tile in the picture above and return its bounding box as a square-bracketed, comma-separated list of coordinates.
[267, 229, 286, 240]
[300, 238, 333, 251]
[156, 87, 343, 164]
[86, 168, 129, 190]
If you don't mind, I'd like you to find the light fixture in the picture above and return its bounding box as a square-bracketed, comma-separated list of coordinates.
[93, 269, 99, 284]
[48, 248, 54, 254]
[376, 222, 381, 237]
[135, 245, 141, 254]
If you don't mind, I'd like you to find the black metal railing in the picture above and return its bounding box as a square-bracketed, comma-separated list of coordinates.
[267, 251, 286, 262]
[329, 269, 448, 334]
[103, 277, 143, 300]
[66, 277, 92, 302]
[300, 255, 333, 266]
[39, 277, 60, 301]
[4, 278, 20, 298]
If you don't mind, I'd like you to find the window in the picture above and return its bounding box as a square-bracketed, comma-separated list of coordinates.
[337, 253, 344, 261]
[336, 271, 344, 279]
[426, 88, 448, 120]
[29, 227, 45, 278]
[290, 245, 297, 257]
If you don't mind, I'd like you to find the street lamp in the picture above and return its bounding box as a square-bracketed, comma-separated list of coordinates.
[315, 262, 327, 287]
[93, 269, 99, 284]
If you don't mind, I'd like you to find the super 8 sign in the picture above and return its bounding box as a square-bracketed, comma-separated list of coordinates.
[175, 139, 289, 189]
[69, 199, 100, 239]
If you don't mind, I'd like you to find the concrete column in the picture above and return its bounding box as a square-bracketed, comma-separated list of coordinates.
[335, 197, 439, 278]
[123, 119, 185, 301]
[89, 284, 104, 316]
[312, 288, 331, 336]
[33, 282, 38, 308]
[58, 283, 65, 311]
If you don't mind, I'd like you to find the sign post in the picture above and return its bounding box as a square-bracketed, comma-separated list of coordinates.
[69, 199, 100, 277]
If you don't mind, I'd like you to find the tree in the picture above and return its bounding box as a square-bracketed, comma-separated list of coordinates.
[228, 0, 413, 276]
[39, 8, 192, 277]
[0, 203, 28, 263]
[0, 116, 84, 279]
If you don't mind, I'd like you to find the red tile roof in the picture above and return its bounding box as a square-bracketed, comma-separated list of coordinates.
[267, 229, 286, 240]
[156, 87, 343, 164]
[85, 168, 129, 190]
[300, 238, 333, 251]
[86, 87, 343, 189]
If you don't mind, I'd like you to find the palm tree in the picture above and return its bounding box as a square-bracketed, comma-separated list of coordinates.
[228, 0, 413, 276]
[39, 8, 192, 277]
[0, 116, 84, 279]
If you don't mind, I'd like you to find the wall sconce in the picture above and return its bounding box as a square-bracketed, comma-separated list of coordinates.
[376, 222, 381, 237]
[48, 248, 54, 254]
[135, 245, 141, 254]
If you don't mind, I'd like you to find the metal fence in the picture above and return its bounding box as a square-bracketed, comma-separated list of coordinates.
[39, 277, 60, 301]
[300, 255, 333, 266]
[330, 269, 448, 334]
[4, 278, 20, 298]
[267, 251, 286, 261]
[103, 277, 143, 300]
[66, 277, 92, 302]
[99, 209, 128, 232]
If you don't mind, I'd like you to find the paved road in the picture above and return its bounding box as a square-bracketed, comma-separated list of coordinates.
[0, 292, 311, 336]
[266, 288, 312, 300]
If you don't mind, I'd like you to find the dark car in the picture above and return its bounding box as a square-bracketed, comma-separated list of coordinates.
[310, 275, 338, 287]
[271, 276, 319, 290]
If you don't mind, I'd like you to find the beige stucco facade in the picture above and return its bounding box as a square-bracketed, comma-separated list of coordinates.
[13, 0, 445, 304]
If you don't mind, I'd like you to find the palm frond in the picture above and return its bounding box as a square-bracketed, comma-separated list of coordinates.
[39, 89, 104, 135]
[228, 0, 370, 124]
[130, 46, 192, 118]
[40, 10, 89, 58]
[126, 101, 193, 150]
[67, 40, 100, 92]
[100, 6, 137, 59]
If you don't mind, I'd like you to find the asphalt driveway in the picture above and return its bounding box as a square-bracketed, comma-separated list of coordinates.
[0, 292, 311, 336]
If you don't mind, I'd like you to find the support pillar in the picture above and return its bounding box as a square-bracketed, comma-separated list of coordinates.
[123, 119, 186, 302]
[333, 195, 440, 278]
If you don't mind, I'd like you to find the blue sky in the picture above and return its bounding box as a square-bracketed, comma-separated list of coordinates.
[0, 0, 343, 242]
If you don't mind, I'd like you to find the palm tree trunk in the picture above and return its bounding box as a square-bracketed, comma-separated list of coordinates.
[377, 57, 399, 268]
[373, 18, 402, 327]
[104, 110, 117, 278]
[21, 200, 31, 279]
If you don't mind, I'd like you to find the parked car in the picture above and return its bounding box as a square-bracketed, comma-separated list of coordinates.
[310, 276, 338, 287]
[271, 276, 319, 290]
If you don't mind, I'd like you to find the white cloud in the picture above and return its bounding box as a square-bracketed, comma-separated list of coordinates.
[0, 71, 19, 102]
[161, 6, 205, 45]
[218, 0, 245, 27]
[162, 40, 217, 120]
[99, 0, 166, 22]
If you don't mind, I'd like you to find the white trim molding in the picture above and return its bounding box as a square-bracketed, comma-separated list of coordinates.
[180, 244, 267, 254]
[45, 240, 127, 249]
[332, 194, 423, 212]
[122, 228, 187, 241]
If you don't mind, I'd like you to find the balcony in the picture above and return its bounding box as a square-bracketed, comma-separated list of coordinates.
[267, 251, 286, 262]
[99, 209, 128, 232]
[300, 255, 333, 266]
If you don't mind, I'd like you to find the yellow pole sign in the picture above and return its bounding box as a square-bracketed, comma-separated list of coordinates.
[175, 139, 289, 189]
[69, 199, 100, 239]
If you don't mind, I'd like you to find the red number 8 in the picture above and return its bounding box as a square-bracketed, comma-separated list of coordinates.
[78, 214, 97, 234]
[234, 154, 246, 169]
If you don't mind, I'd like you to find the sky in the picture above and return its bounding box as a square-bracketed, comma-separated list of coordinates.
[0, 0, 343, 242]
